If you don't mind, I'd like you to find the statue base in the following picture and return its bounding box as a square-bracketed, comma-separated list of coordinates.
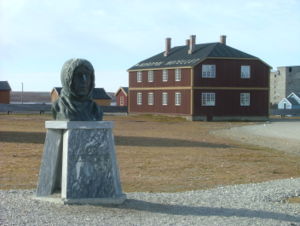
[36, 121, 126, 205]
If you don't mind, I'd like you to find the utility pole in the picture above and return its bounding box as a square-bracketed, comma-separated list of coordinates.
[21, 82, 23, 104]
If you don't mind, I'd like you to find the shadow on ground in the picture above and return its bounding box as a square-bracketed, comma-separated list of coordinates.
[114, 199, 300, 223]
[115, 136, 231, 148]
[0, 131, 231, 149]
[0, 131, 45, 144]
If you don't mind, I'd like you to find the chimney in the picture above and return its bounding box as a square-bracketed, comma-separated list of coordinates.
[188, 35, 196, 54]
[220, 35, 226, 45]
[186, 39, 190, 46]
[164, 37, 171, 57]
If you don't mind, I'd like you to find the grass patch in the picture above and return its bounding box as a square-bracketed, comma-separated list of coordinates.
[1, 114, 300, 192]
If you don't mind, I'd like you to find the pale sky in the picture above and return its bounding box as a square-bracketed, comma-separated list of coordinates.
[1, 0, 299, 92]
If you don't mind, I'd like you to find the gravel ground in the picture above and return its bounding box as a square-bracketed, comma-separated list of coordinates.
[1, 178, 300, 225]
[212, 120, 300, 155]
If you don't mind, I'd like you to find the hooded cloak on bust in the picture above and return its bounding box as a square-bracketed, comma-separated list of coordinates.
[52, 58, 103, 121]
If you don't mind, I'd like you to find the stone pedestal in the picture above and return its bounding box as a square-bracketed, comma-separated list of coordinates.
[36, 121, 126, 205]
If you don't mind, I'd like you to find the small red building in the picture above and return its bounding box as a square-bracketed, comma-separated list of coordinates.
[115, 87, 128, 106]
[128, 35, 270, 121]
[0, 81, 11, 104]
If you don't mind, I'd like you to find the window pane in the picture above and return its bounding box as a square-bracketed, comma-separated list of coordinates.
[202, 92, 215, 106]
[175, 68, 181, 81]
[202, 65, 216, 78]
[162, 92, 168, 105]
[241, 66, 250, 78]
[240, 93, 250, 106]
[137, 93, 142, 105]
[175, 92, 181, 106]
[137, 71, 142, 82]
[148, 93, 154, 105]
[163, 70, 168, 82]
[148, 71, 154, 82]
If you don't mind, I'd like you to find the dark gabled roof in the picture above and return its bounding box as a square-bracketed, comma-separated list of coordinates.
[92, 88, 111, 99]
[53, 87, 62, 94]
[53, 87, 111, 100]
[122, 87, 128, 94]
[115, 87, 128, 96]
[0, 81, 11, 91]
[287, 96, 300, 105]
[128, 42, 266, 70]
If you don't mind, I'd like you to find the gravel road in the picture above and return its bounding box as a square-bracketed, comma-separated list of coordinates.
[212, 120, 300, 156]
[1, 178, 300, 225]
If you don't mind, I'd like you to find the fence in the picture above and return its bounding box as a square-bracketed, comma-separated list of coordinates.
[270, 109, 300, 116]
[0, 104, 127, 114]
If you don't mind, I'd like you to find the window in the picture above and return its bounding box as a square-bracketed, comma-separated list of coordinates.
[137, 92, 142, 105]
[175, 92, 181, 106]
[175, 68, 181, 81]
[120, 96, 124, 106]
[148, 92, 154, 105]
[240, 93, 250, 106]
[201, 93, 215, 106]
[202, 65, 216, 78]
[148, 70, 154, 82]
[162, 92, 168, 105]
[162, 69, 168, 82]
[137, 71, 142, 82]
[241, 65, 250, 79]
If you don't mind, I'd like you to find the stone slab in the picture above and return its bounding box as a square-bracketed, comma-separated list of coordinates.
[36, 121, 125, 204]
[46, 121, 114, 129]
[36, 129, 63, 196]
[62, 127, 123, 199]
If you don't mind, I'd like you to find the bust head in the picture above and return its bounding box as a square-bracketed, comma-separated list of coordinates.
[72, 64, 93, 97]
[52, 58, 103, 121]
[61, 58, 95, 100]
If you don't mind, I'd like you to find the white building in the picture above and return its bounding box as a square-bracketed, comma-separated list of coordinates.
[270, 66, 300, 106]
[278, 92, 300, 109]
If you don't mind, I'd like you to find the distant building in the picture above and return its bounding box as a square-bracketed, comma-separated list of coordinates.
[0, 81, 11, 104]
[115, 87, 128, 106]
[10, 91, 51, 104]
[128, 35, 270, 121]
[270, 66, 300, 106]
[51, 87, 111, 106]
[278, 92, 300, 109]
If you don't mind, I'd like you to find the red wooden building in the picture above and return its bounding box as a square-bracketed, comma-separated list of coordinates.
[128, 35, 270, 121]
[0, 81, 11, 104]
[115, 87, 128, 106]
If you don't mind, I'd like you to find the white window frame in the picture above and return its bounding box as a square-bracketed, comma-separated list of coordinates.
[175, 92, 181, 106]
[241, 65, 250, 79]
[240, 93, 250, 106]
[137, 92, 142, 105]
[201, 92, 215, 106]
[162, 92, 168, 106]
[202, 65, 216, 78]
[120, 96, 124, 106]
[137, 71, 142, 83]
[148, 92, 154, 105]
[175, 68, 181, 81]
[148, 70, 154, 82]
[162, 69, 168, 82]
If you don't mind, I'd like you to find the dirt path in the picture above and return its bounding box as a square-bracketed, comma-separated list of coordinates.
[212, 120, 300, 156]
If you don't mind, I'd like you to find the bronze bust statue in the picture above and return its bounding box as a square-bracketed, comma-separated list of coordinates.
[52, 58, 103, 121]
